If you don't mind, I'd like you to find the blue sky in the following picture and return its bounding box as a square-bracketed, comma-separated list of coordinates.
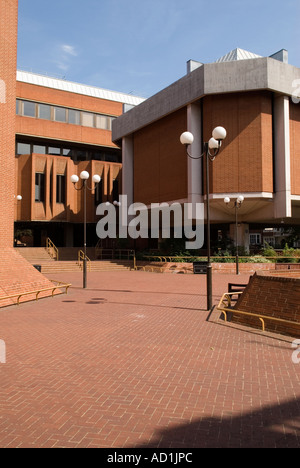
[17, 0, 300, 98]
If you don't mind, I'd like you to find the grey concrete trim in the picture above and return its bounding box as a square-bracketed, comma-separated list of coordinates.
[210, 192, 274, 200]
[112, 57, 300, 142]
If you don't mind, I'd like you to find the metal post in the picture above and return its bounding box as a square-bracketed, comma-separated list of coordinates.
[205, 145, 212, 311]
[83, 179, 87, 289]
[235, 202, 239, 275]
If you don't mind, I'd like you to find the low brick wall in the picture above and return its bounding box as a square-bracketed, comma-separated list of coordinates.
[136, 261, 276, 274]
[0, 248, 60, 307]
[233, 272, 300, 337]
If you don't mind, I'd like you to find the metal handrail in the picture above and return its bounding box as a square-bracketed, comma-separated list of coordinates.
[0, 281, 71, 306]
[142, 255, 300, 263]
[46, 237, 59, 261]
[78, 250, 91, 271]
[217, 292, 300, 333]
[96, 248, 135, 260]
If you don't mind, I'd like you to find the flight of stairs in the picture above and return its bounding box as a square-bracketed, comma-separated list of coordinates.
[16, 247, 133, 273]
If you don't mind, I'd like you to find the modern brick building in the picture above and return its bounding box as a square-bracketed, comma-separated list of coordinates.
[112, 48, 300, 252]
[15, 71, 144, 247]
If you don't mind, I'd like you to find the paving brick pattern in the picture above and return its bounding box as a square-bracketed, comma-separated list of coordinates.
[0, 271, 299, 448]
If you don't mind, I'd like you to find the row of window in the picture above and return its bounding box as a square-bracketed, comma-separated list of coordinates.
[16, 141, 122, 163]
[16, 99, 116, 131]
[35, 173, 119, 205]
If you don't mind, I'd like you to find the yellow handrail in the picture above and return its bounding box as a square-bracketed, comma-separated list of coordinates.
[0, 281, 71, 306]
[78, 250, 91, 271]
[46, 237, 59, 261]
[143, 255, 300, 263]
[217, 292, 300, 333]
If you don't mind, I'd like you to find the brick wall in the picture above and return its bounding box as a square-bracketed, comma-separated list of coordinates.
[16, 81, 123, 148]
[203, 91, 273, 194]
[233, 272, 300, 337]
[16, 153, 122, 223]
[290, 101, 300, 196]
[0, 0, 18, 247]
[133, 108, 188, 205]
[0, 1, 59, 304]
[0, 248, 61, 307]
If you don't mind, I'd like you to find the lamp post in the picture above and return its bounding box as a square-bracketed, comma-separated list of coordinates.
[71, 171, 101, 289]
[224, 195, 244, 275]
[180, 126, 227, 311]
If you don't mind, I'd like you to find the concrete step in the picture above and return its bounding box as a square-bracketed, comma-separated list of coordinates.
[38, 260, 132, 273]
[15, 247, 54, 262]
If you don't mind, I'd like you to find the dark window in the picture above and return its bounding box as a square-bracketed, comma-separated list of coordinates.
[23, 101, 36, 117]
[54, 107, 67, 123]
[56, 175, 66, 204]
[33, 145, 46, 154]
[38, 103, 51, 120]
[48, 147, 61, 155]
[95, 179, 103, 205]
[112, 178, 119, 202]
[17, 142, 31, 155]
[35, 173, 45, 202]
[68, 109, 80, 125]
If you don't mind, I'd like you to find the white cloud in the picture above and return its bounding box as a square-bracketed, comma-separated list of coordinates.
[53, 43, 79, 73]
[61, 44, 78, 57]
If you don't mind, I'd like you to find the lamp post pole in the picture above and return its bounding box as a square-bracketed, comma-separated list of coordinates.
[205, 143, 213, 311]
[224, 195, 244, 275]
[235, 201, 239, 275]
[83, 178, 87, 289]
[71, 171, 101, 289]
[180, 127, 227, 311]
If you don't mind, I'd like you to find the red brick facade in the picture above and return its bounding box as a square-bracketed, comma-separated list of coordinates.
[0, 0, 18, 247]
[290, 101, 300, 196]
[234, 272, 300, 337]
[203, 91, 273, 194]
[0, 0, 56, 301]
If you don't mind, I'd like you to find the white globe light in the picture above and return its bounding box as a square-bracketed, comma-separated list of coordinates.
[16, 195, 22, 201]
[208, 137, 219, 149]
[180, 131, 194, 146]
[80, 171, 90, 180]
[224, 197, 231, 204]
[212, 126, 227, 141]
[237, 195, 244, 203]
[92, 174, 101, 183]
[71, 174, 79, 183]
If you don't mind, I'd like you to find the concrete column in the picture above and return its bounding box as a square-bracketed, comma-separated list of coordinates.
[187, 102, 203, 206]
[273, 95, 291, 218]
[122, 136, 134, 206]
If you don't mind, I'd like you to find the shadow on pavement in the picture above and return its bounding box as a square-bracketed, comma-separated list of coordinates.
[135, 397, 300, 448]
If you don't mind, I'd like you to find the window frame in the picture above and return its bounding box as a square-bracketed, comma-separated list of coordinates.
[35, 172, 45, 203]
[56, 174, 66, 204]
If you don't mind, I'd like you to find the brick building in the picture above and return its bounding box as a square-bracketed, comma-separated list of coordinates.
[15, 71, 144, 247]
[112, 48, 300, 252]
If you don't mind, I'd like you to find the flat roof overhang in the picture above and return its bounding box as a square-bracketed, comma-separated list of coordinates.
[112, 57, 300, 143]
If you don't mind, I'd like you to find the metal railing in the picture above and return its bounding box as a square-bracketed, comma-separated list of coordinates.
[217, 292, 300, 333]
[0, 280, 71, 306]
[142, 255, 300, 263]
[95, 247, 135, 260]
[46, 237, 59, 261]
[78, 250, 91, 271]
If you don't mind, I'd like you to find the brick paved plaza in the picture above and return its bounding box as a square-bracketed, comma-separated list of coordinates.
[0, 270, 299, 448]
